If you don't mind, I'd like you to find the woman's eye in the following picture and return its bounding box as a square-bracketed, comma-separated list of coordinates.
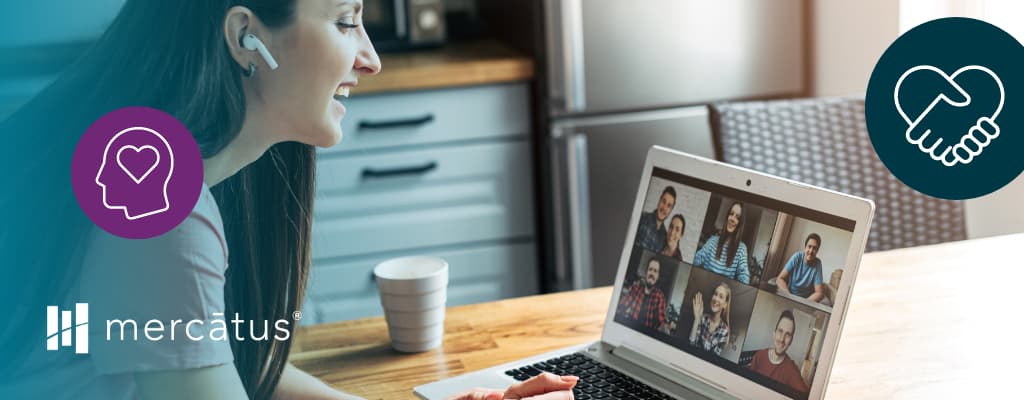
[336, 18, 359, 31]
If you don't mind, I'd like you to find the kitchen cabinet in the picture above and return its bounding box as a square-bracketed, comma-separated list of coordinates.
[305, 82, 539, 324]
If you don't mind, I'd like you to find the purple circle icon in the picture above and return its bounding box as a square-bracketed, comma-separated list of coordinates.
[71, 107, 203, 239]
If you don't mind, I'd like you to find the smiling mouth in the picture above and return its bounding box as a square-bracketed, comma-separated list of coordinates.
[335, 86, 350, 97]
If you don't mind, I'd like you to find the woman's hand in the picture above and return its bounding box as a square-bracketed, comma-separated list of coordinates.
[689, 292, 703, 344]
[692, 292, 703, 317]
[450, 373, 579, 400]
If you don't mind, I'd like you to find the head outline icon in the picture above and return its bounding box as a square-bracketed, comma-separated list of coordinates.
[94, 126, 176, 220]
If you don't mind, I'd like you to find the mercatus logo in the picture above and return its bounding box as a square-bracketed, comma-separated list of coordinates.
[44, 303, 297, 354]
[46, 303, 89, 354]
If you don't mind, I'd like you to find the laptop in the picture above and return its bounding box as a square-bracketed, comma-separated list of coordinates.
[416, 146, 874, 400]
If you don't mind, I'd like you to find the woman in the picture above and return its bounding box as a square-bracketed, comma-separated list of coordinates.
[693, 202, 750, 284]
[0, 1, 574, 399]
[688, 283, 732, 356]
[660, 214, 685, 260]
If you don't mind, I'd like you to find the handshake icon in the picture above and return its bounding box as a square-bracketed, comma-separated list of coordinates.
[894, 65, 1005, 167]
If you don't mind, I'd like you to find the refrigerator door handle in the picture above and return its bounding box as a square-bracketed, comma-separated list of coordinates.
[566, 133, 593, 289]
[544, 0, 586, 115]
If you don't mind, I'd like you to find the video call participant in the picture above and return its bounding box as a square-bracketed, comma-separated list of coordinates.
[661, 214, 686, 261]
[777, 233, 826, 302]
[636, 186, 676, 253]
[694, 202, 750, 284]
[618, 258, 669, 331]
[688, 282, 732, 355]
[748, 310, 810, 394]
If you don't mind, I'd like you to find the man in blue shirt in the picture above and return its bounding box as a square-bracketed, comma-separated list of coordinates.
[635, 186, 676, 252]
[776, 233, 826, 302]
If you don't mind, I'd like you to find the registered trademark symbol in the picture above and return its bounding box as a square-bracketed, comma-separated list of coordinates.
[292, 311, 302, 321]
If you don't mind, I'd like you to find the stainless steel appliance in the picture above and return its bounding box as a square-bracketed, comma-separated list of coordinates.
[543, 0, 806, 290]
[364, 0, 446, 51]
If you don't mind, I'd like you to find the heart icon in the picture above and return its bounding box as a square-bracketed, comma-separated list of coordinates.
[116, 145, 160, 184]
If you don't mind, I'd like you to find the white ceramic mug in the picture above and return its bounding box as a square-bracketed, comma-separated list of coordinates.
[373, 256, 449, 352]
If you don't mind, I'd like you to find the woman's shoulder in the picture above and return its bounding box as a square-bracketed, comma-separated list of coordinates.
[78, 184, 230, 328]
[82, 184, 228, 276]
[77, 185, 235, 375]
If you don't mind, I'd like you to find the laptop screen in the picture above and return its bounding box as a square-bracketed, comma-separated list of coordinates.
[613, 167, 857, 400]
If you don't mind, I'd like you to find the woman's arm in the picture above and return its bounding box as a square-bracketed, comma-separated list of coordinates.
[689, 293, 703, 344]
[273, 363, 363, 400]
[451, 373, 577, 400]
[736, 243, 750, 284]
[135, 364, 248, 400]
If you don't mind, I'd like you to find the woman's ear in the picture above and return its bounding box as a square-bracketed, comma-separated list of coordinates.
[223, 6, 264, 71]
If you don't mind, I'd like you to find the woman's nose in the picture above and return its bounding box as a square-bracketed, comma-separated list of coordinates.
[355, 28, 382, 75]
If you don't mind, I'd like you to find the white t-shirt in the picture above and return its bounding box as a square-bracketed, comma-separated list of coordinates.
[6, 184, 234, 399]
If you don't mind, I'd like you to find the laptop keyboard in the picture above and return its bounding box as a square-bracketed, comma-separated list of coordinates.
[504, 352, 675, 400]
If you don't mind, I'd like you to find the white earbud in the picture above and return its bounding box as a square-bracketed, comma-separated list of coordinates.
[242, 33, 279, 70]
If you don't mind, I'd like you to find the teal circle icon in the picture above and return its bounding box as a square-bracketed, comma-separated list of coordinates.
[866, 17, 1024, 200]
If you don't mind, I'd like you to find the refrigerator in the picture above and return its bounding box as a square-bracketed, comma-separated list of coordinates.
[542, 0, 805, 290]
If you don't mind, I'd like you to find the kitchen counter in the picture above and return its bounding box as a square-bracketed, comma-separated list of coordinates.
[355, 39, 534, 95]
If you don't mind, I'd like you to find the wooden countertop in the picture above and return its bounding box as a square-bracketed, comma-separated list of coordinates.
[293, 233, 1024, 399]
[355, 39, 535, 95]
[291, 287, 606, 398]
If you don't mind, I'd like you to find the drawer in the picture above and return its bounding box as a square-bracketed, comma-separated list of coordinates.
[312, 140, 535, 260]
[324, 83, 530, 154]
[306, 241, 539, 323]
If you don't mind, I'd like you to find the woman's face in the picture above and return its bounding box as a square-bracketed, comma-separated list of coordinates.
[667, 217, 683, 245]
[252, 0, 381, 147]
[710, 284, 729, 314]
[726, 203, 742, 234]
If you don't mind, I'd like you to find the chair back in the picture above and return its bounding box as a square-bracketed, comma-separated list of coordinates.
[709, 97, 967, 252]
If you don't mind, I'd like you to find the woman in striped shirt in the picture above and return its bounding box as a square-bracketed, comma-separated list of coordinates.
[694, 202, 751, 284]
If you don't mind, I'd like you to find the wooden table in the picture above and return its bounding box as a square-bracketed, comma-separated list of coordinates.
[293, 233, 1024, 399]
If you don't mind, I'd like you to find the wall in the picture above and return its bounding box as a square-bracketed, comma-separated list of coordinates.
[810, 0, 1024, 239]
[668, 262, 694, 310]
[809, 0, 899, 97]
[966, 174, 1024, 238]
[752, 211, 780, 267]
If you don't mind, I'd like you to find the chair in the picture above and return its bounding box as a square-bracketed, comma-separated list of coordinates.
[709, 97, 967, 252]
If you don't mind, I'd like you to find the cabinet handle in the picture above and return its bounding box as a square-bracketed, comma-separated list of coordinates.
[361, 161, 438, 179]
[358, 114, 435, 131]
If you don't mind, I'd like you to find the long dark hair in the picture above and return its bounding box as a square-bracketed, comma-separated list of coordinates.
[715, 201, 745, 268]
[0, 2, 309, 398]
